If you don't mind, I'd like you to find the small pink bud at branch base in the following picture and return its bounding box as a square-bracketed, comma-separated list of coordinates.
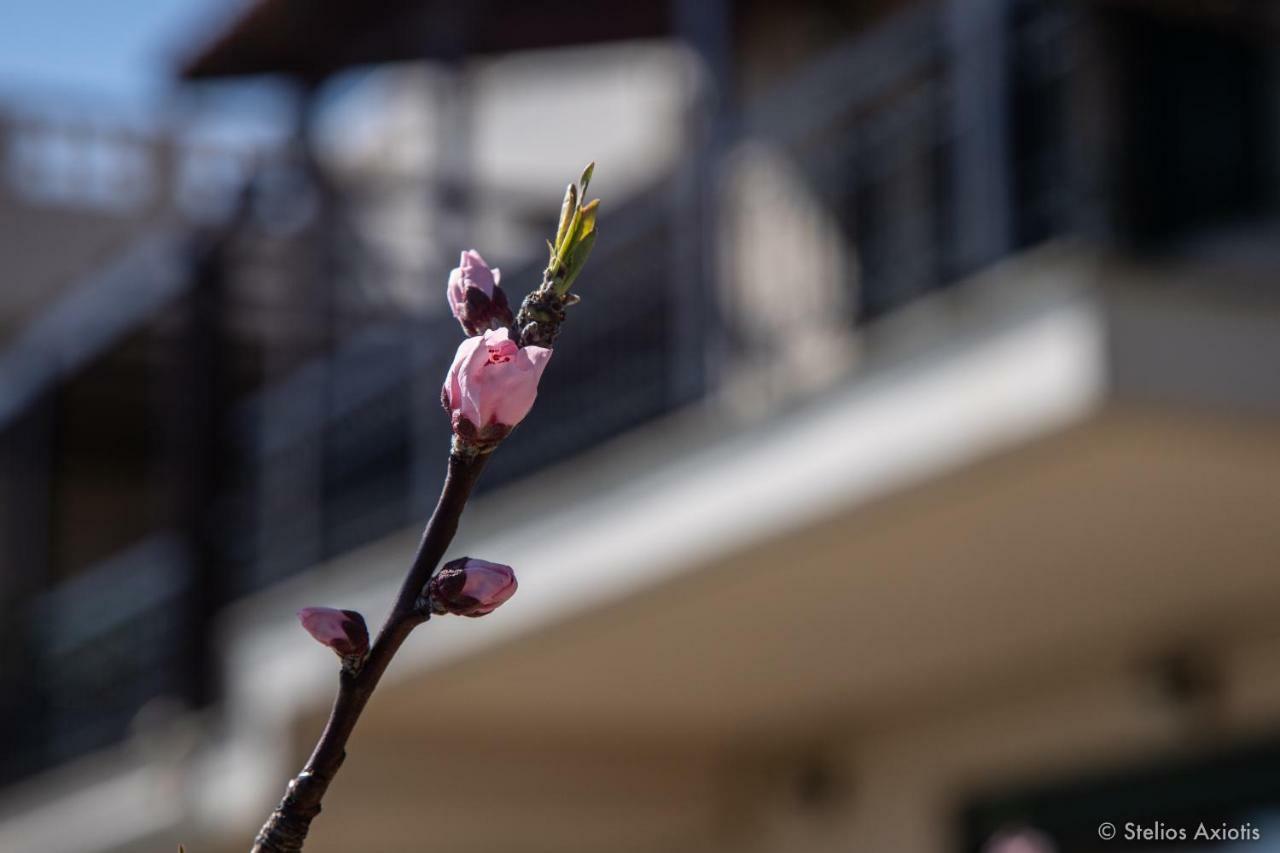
[441, 327, 551, 452]
[447, 250, 514, 336]
[427, 558, 517, 617]
[297, 607, 369, 661]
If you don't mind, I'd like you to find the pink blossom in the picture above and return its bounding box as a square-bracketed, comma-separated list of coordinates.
[448, 250, 499, 303]
[447, 250, 512, 335]
[427, 557, 518, 617]
[442, 327, 551, 434]
[297, 607, 369, 658]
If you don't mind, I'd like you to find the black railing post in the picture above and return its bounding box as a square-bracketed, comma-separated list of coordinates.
[671, 0, 735, 406]
[945, 0, 1015, 278]
[174, 215, 239, 708]
[0, 397, 55, 782]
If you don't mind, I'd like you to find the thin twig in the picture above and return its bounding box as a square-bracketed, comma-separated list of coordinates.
[251, 452, 489, 852]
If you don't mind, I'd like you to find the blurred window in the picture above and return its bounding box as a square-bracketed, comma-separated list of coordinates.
[1104, 9, 1279, 248]
[7, 121, 153, 212]
[175, 147, 250, 223]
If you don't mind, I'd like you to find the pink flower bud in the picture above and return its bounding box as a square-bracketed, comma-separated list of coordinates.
[297, 607, 369, 660]
[427, 558, 517, 617]
[447, 250, 513, 336]
[441, 327, 551, 450]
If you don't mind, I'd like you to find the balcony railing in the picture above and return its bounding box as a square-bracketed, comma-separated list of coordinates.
[1, 534, 190, 784]
[233, 189, 680, 590]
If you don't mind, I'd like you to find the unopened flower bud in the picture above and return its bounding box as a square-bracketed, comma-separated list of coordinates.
[297, 607, 369, 665]
[427, 558, 517, 617]
[441, 327, 551, 453]
[447, 250, 514, 336]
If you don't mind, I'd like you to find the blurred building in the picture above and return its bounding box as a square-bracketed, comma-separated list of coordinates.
[1, 1, 1279, 851]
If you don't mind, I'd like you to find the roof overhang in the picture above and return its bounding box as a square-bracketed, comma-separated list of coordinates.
[179, 0, 674, 82]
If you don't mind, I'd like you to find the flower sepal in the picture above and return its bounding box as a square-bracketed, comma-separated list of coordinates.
[297, 607, 370, 674]
[448, 413, 513, 457]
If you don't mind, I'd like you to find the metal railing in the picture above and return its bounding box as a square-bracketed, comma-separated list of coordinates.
[0, 99, 257, 221]
[1, 535, 191, 783]
[233, 188, 680, 590]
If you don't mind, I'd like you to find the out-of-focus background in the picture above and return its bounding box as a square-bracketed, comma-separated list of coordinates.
[1, 1, 1279, 851]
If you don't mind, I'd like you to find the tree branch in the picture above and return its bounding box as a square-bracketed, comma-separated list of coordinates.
[251, 451, 490, 852]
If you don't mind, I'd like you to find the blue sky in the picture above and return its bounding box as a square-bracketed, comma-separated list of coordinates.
[0, 0, 220, 104]
[0, 0, 297, 143]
